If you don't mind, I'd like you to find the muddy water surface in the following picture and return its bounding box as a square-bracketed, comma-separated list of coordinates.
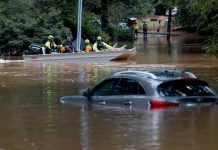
[0, 35, 218, 150]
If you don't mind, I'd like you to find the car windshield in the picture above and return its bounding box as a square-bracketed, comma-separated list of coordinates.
[158, 79, 215, 97]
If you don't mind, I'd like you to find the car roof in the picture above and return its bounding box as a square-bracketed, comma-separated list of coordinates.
[113, 68, 196, 81]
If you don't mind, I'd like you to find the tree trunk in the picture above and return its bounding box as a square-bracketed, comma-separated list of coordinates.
[101, 0, 109, 29]
[167, 7, 172, 39]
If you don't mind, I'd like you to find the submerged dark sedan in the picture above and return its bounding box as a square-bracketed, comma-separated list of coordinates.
[60, 69, 218, 108]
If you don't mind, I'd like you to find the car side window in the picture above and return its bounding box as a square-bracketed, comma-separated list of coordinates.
[114, 78, 146, 95]
[92, 78, 119, 96]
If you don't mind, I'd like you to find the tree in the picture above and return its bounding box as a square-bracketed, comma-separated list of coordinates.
[174, 0, 198, 32]
[191, 0, 218, 57]
[101, 0, 109, 29]
[175, 0, 218, 56]
[84, 0, 151, 28]
[0, 0, 71, 56]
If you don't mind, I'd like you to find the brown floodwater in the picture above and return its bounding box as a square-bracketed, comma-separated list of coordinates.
[0, 35, 218, 150]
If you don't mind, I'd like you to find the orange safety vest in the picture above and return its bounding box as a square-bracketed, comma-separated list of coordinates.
[85, 45, 92, 53]
[60, 46, 66, 53]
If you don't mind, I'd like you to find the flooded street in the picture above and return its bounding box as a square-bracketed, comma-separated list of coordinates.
[0, 35, 218, 150]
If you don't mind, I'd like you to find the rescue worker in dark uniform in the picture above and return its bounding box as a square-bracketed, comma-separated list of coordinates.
[61, 36, 74, 53]
[143, 22, 148, 37]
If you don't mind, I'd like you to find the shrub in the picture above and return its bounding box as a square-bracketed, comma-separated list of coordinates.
[112, 27, 132, 41]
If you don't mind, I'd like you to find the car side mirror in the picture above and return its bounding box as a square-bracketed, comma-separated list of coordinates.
[83, 88, 91, 98]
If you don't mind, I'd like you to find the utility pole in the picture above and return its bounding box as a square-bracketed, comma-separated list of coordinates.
[76, 0, 83, 52]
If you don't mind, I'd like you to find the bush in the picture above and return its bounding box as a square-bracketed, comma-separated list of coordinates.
[204, 32, 218, 57]
[112, 27, 132, 41]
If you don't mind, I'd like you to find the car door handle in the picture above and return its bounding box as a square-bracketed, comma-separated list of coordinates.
[98, 101, 106, 105]
[124, 101, 132, 105]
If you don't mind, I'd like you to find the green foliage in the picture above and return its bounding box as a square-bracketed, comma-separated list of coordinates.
[175, 1, 197, 31]
[192, 0, 218, 34]
[82, 13, 109, 41]
[0, 0, 71, 56]
[173, 0, 218, 57]
[108, 0, 152, 25]
[0, 0, 35, 55]
[83, 0, 101, 14]
[113, 28, 132, 40]
[191, 0, 218, 56]
[35, 8, 72, 41]
[204, 27, 218, 57]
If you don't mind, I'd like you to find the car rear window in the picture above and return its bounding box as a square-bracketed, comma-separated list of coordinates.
[157, 79, 215, 97]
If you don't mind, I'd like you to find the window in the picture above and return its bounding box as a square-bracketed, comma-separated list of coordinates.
[91, 78, 146, 96]
[114, 78, 146, 95]
[92, 78, 119, 96]
[158, 80, 215, 97]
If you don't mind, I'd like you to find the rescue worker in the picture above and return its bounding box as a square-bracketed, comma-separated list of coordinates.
[93, 36, 112, 52]
[45, 35, 57, 54]
[61, 37, 74, 53]
[84, 39, 92, 53]
[142, 22, 148, 37]
[134, 22, 139, 37]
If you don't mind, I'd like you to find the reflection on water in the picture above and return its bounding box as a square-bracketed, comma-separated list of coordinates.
[0, 35, 218, 150]
[131, 35, 218, 66]
[80, 106, 90, 150]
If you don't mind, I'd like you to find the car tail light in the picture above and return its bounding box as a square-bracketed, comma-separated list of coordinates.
[150, 100, 179, 107]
